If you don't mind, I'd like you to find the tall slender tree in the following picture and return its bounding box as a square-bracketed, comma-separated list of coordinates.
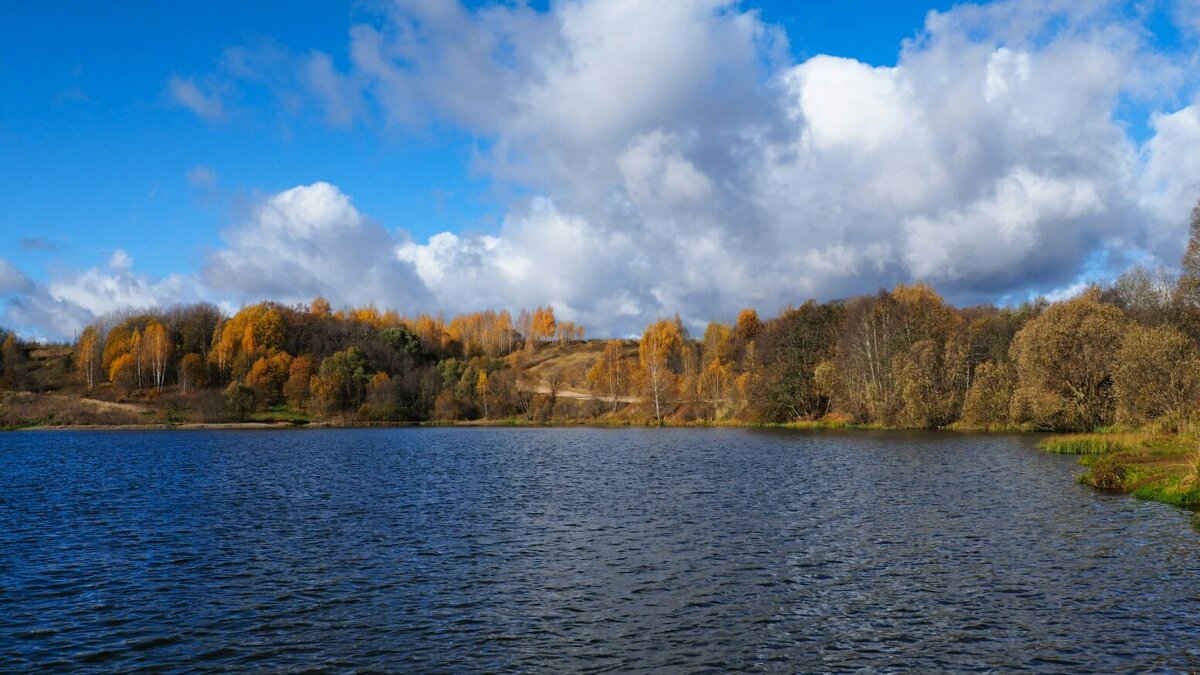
[143, 322, 173, 391]
[75, 325, 103, 390]
[639, 320, 682, 422]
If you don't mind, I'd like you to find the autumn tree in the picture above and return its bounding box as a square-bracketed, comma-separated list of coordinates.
[959, 302, 1040, 404]
[129, 327, 144, 389]
[109, 353, 137, 396]
[284, 354, 317, 407]
[1, 333, 22, 388]
[701, 322, 734, 365]
[1113, 324, 1200, 425]
[750, 301, 842, 421]
[1178, 198, 1200, 306]
[308, 372, 342, 416]
[891, 335, 967, 428]
[476, 370, 490, 418]
[555, 320, 585, 347]
[734, 308, 763, 342]
[318, 347, 368, 410]
[75, 325, 103, 390]
[639, 319, 683, 421]
[1009, 289, 1126, 430]
[587, 340, 631, 412]
[246, 351, 293, 406]
[143, 321, 172, 391]
[209, 317, 232, 383]
[209, 303, 285, 381]
[531, 306, 557, 344]
[412, 314, 447, 356]
[961, 361, 1016, 428]
[310, 296, 332, 319]
[179, 353, 207, 393]
[831, 283, 963, 424]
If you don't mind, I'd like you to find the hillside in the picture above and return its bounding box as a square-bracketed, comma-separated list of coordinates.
[0, 339, 655, 429]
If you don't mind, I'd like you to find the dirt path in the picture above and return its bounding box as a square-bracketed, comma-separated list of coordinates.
[528, 384, 640, 404]
[49, 394, 155, 415]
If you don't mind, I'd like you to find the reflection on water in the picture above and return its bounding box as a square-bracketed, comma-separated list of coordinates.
[1, 427, 1198, 671]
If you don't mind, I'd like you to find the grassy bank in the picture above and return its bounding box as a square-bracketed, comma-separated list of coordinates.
[1039, 430, 1200, 522]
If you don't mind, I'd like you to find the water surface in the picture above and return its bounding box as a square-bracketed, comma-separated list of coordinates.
[2, 428, 1198, 671]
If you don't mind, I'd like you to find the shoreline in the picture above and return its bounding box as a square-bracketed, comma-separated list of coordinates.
[9, 419, 1028, 433]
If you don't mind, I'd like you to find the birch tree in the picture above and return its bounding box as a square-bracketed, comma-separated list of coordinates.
[639, 320, 682, 422]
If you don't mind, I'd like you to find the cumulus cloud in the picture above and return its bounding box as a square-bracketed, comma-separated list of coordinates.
[12, 0, 1200, 340]
[0, 253, 199, 340]
[202, 181, 431, 310]
[330, 0, 1199, 330]
[398, 198, 646, 327]
[1140, 100, 1200, 245]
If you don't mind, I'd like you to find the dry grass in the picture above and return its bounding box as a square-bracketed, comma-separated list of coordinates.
[0, 390, 151, 428]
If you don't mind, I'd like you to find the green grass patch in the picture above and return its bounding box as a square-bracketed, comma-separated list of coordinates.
[1132, 480, 1200, 510]
[1055, 429, 1200, 514]
[1039, 434, 1135, 454]
[0, 421, 44, 431]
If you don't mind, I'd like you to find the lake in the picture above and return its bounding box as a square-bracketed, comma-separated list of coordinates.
[1, 428, 1198, 671]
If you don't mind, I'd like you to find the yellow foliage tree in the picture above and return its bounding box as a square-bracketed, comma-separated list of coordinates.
[75, 325, 102, 390]
[587, 340, 631, 412]
[246, 351, 293, 405]
[476, 370, 490, 418]
[108, 353, 136, 395]
[143, 321, 173, 391]
[639, 319, 683, 421]
[284, 354, 316, 407]
[734, 308, 763, 342]
[1009, 289, 1126, 430]
[531, 306, 557, 343]
[310, 296, 332, 318]
[179, 353, 207, 393]
[1114, 324, 1200, 425]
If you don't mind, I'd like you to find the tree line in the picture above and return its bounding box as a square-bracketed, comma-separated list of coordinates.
[3, 202, 1200, 431]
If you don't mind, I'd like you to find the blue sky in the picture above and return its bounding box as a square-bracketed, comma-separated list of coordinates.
[1, 0, 954, 281]
[2, 1, 1200, 339]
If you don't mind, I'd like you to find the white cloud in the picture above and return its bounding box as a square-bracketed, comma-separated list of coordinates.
[1175, 0, 1200, 37]
[3, 183, 433, 340]
[1140, 101, 1200, 251]
[327, 0, 1196, 330]
[1, 255, 199, 340]
[202, 181, 432, 311]
[901, 169, 1105, 283]
[138, 1, 1195, 333]
[108, 249, 133, 271]
[11, 0, 1200, 340]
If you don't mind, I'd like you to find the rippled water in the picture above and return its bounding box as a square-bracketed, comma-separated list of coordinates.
[2, 428, 1199, 671]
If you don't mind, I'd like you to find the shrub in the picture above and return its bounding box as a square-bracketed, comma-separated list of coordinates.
[1080, 454, 1130, 490]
